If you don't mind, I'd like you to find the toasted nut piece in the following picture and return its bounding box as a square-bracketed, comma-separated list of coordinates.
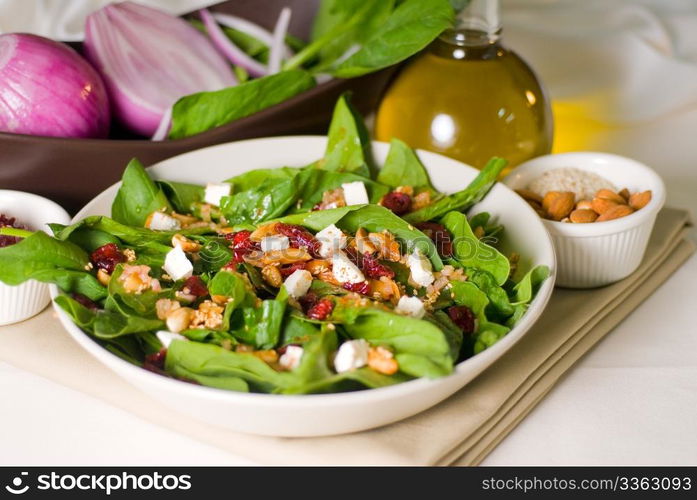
[119, 265, 155, 294]
[317, 187, 347, 210]
[395, 185, 414, 196]
[244, 247, 311, 266]
[317, 270, 341, 286]
[97, 268, 111, 286]
[369, 277, 401, 303]
[172, 234, 202, 252]
[569, 209, 598, 223]
[368, 231, 401, 262]
[629, 190, 652, 210]
[123, 248, 137, 263]
[595, 189, 626, 205]
[170, 212, 200, 227]
[211, 294, 230, 306]
[576, 199, 594, 211]
[542, 191, 563, 212]
[252, 350, 279, 364]
[367, 346, 399, 375]
[355, 228, 377, 254]
[306, 259, 331, 276]
[156, 298, 181, 320]
[261, 265, 283, 287]
[591, 197, 619, 215]
[166, 307, 194, 333]
[619, 188, 631, 202]
[235, 344, 254, 353]
[411, 190, 432, 211]
[190, 300, 224, 330]
[250, 223, 278, 241]
[516, 189, 543, 204]
[473, 226, 486, 239]
[547, 191, 575, 221]
[596, 204, 635, 222]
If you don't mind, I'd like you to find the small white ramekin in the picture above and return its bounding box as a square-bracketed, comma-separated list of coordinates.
[0, 190, 71, 325]
[504, 152, 666, 288]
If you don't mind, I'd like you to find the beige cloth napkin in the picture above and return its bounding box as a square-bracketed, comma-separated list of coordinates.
[0, 208, 693, 465]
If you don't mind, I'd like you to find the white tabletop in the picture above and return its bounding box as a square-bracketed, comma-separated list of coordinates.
[1, 0, 696, 466]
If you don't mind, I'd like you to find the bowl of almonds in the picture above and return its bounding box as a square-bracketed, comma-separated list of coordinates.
[504, 152, 665, 288]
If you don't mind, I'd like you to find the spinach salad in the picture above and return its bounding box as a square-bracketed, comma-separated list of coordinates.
[0, 95, 548, 395]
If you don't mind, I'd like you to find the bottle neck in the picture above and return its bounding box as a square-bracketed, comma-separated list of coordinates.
[441, 0, 502, 47]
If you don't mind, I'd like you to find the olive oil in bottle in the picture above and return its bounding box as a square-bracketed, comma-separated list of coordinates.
[375, 0, 553, 174]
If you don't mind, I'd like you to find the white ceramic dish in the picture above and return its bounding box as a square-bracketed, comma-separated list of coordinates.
[0, 190, 71, 326]
[504, 152, 665, 288]
[49, 136, 556, 437]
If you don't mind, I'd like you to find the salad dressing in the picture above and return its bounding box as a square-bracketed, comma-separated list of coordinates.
[375, 0, 553, 174]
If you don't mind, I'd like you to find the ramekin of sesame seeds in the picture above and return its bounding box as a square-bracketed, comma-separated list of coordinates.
[504, 152, 666, 288]
[0, 190, 70, 325]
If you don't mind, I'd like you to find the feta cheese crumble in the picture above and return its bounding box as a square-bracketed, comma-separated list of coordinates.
[341, 181, 369, 206]
[332, 251, 365, 284]
[334, 339, 370, 373]
[279, 345, 304, 371]
[407, 249, 435, 287]
[315, 223, 347, 258]
[284, 269, 313, 299]
[156, 330, 187, 348]
[147, 212, 181, 231]
[162, 246, 193, 281]
[395, 295, 426, 319]
[204, 183, 232, 207]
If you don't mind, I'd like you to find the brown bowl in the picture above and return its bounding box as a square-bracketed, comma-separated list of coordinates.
[0, 0, 398, 213]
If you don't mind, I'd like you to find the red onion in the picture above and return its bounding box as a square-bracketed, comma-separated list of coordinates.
[269, 8, 292, 74]
[84, 2, 237, 137]
[0, 33, 110, 138]
[212, 12, 294, 59]
[199, 9, 268, 78]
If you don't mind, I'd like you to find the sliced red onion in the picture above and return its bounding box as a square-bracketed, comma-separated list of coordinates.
[84, 2, 237, 137]
[151, 106, 172, 141]
[0, 33, 110, 138]
[199, 9, 268, 78]
[212, 12, 294, 59]
[268, 8, 292, 74]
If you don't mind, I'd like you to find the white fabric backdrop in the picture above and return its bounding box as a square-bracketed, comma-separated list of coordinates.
[1, 0, 695, 465]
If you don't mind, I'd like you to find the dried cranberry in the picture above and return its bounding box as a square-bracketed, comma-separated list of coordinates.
[280, 261, 307, 278]
[343, 281, 371, 295]
[416, 222, 453, 258]
[447, 306, 476, 335]
[0, 214, 25, 248]
[361, 252, 395, 279]
[299, 291, 319, 314]
[72, 293, 100, 311]
[182, 276, 208, 297]
[381, 191, 412, 215]
[306, 298, 334, 320]
[143, 348, 167, 373]
[90, 243, 126, 274]
[226, 230, 259, 263]
[275, 223, 321, 257]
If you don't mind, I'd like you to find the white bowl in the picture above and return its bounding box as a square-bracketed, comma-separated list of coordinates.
[504, 152, 666, 288]
[0, 190, 71, 325]
[50, 136, 556, 437]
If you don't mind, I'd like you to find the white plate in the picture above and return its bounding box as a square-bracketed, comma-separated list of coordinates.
[50, 136, 556, 437]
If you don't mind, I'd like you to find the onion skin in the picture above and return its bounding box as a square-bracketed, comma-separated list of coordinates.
[0, 33, 110, 138]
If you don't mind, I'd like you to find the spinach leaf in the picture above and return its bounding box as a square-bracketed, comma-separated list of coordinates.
[112, 159, 173, 227]
[54, 294, 97, 331]
[272, 205, 363, 231]
[404, 157, 508, 224]
[320, 94, 373, 177]
[440, 211, 510, 285]
[0, 231, 106, 300]
[337, 205, 444, 270]
[466, 268, 514, 320]
[225, 167, 300, 192]
[156, 181, 204, 214]
[449, 280, 490, 320]
[236, 294, 287, 349]
[510, 265, 550, 305]
[169, 70, 316, 139]
[208, 269, 256, 312]
[377, 138, 435, 191]
[474, 321, 511, 354]
[93, 309, 164, 339]
[292, 168, 389, 212]
[339, 308, 454, 378]
[220, 175, 301, 226]
[165, 340, 284, 393]
[332, 0, 454, 78]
